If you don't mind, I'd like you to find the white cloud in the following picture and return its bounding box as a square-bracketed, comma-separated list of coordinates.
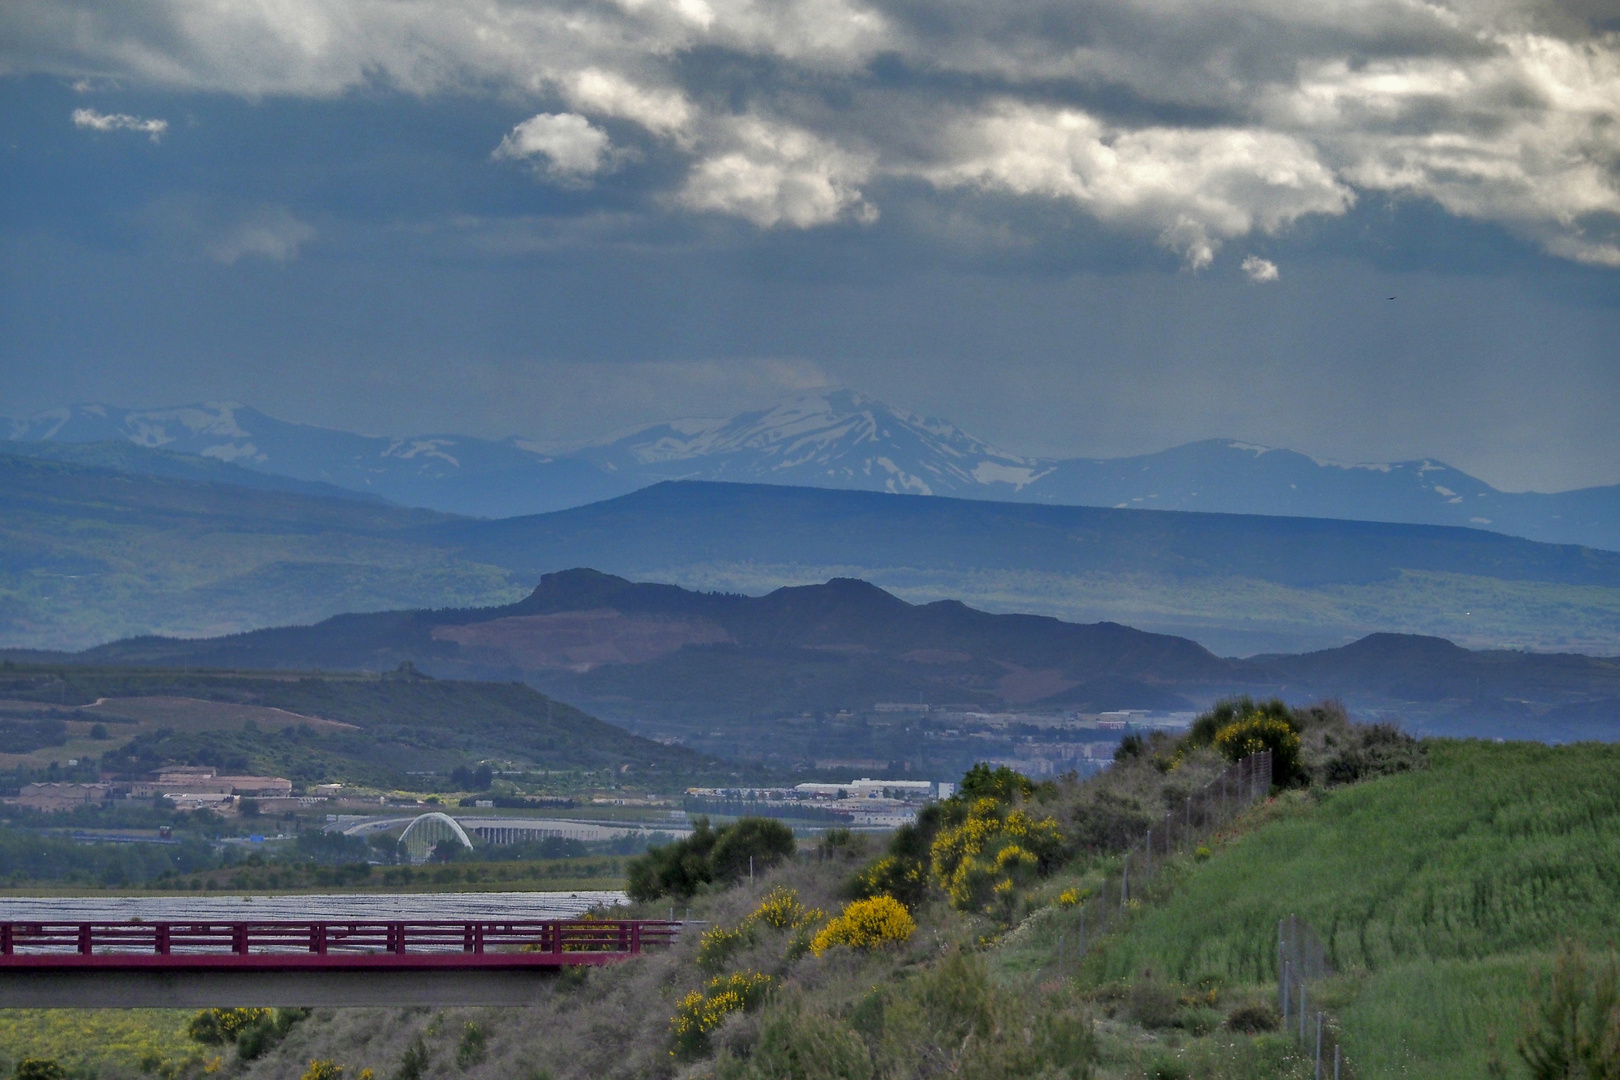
[206, 207, 316, 264]
[565, 70, 692, 137]
[920, 104, 1352, 266]
[9, 0, 1619, 258]
[1242, 255, 1280, 282]
[495, 113, 614, 181]
[678, 117, 877, 228]
[71, 107, 167, 141]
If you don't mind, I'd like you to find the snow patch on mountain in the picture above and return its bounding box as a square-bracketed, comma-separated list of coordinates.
[6, 392, 1619, 551]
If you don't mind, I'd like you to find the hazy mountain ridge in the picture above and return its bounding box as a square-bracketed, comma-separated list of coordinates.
[30, 569, 1620, 745]
[4, 453, 1620, 656]
[10, 393, 1619, 549]
[7, 401, 631, 518]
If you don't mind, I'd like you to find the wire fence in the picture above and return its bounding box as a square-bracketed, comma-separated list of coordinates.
[1061, 750, 1274, 963]
[1279, 913, 1352, 1079]
[1027, 750, 1353, 1076]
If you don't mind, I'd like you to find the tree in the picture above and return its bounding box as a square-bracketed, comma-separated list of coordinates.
[710, 818, 795, 882]
[627, 817, 795, 901]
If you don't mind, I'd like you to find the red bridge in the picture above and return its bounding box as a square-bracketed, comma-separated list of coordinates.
[0, 919, 684, 1007]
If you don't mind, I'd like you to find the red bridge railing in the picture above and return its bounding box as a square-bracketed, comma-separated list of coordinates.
[0, 920, 681, 969]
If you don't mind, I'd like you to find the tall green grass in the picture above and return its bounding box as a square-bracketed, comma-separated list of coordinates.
[1088, 740, 1620, 1079]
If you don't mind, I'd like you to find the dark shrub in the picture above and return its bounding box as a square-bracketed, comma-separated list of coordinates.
[1225, 1002, 1280, 1033]
[1126, 981, 1182, 1029]
[711, 818, 795, 882]
[13, 1061, 66, 1080]
[958, 762, 1034, 802]
[628, 817, 794, 900]
[737, 1009, 874, 1080]
[1113, 734, 1145, 762]
[1069, 790, 1155, 854]
[1321, 723, 1426, 784]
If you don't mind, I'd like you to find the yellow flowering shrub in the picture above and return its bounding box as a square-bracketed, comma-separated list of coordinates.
[699, 888, 826, 970]
[850, 854, 931, 908]
[930, 798, 1065, 913]
[752, 886, 824, 930]
[1214, 714, 1301, 784]
[696, 923, 755, 972]
[1057, 888, 1080, 907]
[187, 1009, 270, 1045]
[670, 971, 775, 1059]
[810, 897, 916, 956]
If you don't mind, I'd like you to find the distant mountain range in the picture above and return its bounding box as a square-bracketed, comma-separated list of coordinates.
[27, 569, 1620, 749]
[4, 448, 1619, 656]
[9, 393, 1620, 551]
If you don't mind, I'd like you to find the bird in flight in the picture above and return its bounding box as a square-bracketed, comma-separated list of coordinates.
[1388, 296, 1396, 300]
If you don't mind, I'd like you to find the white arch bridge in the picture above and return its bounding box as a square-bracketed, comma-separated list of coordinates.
[396, 812, 474, 863]
[331, 813, 687, 863]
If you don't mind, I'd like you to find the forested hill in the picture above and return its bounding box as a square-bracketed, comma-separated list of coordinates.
[0, 663, 718, 789]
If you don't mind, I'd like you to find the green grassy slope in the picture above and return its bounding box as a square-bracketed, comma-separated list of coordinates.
[1089, 740, 1620, 1078]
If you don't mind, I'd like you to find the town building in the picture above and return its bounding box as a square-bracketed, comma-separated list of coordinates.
[16, 783, 110, 812]
[129, 768, 292, 799]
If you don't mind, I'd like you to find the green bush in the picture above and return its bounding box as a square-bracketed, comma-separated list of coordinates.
[710, 818, 795, 882]
[1225, 1002, 1279, 1033]
[395, 1036, 430, 1080]
[456, 1022, 487, 1068]
[186, 1008, 269, 1045]
[235, 1008, 308, 1061]
[1514, 941, 1620, 1080]
[12, 1061, 66, 1080]
[721, 1009, 874, 1080]
[958, 763, 1035, 803]
[628, 817, 795, 901]
[1126, 981, 1182, 1029]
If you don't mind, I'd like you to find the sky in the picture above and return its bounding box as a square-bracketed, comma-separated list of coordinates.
[1, 0, 1618, 492]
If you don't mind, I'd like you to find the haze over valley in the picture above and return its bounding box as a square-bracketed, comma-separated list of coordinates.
[12, 392, 1620, 551]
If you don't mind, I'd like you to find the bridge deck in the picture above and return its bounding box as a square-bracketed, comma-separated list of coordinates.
[0, 919, 680, 970]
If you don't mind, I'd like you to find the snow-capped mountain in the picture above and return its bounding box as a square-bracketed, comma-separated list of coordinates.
[6, 402, 632, 517]
[578, 390, 1052, 497]
[7, 394, 1619, 550]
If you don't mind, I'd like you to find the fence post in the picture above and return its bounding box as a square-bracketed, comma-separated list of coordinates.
[1300, 982, 1307, 1042]
[1278, 920, 1286, 1013]
[1281, 962, 1290, 1027]
[1334, 1043, 1341, 1080]
[1315, 1012, 1323, 1080]
[1121, 854, 1129, 912]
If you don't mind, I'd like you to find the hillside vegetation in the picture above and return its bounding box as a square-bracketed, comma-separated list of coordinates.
[68, 699, 1414, 1080]
[0, 663, 718, 790]
[7, 701, 1611, 1080]
[1084, 738, 1620, 1079]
